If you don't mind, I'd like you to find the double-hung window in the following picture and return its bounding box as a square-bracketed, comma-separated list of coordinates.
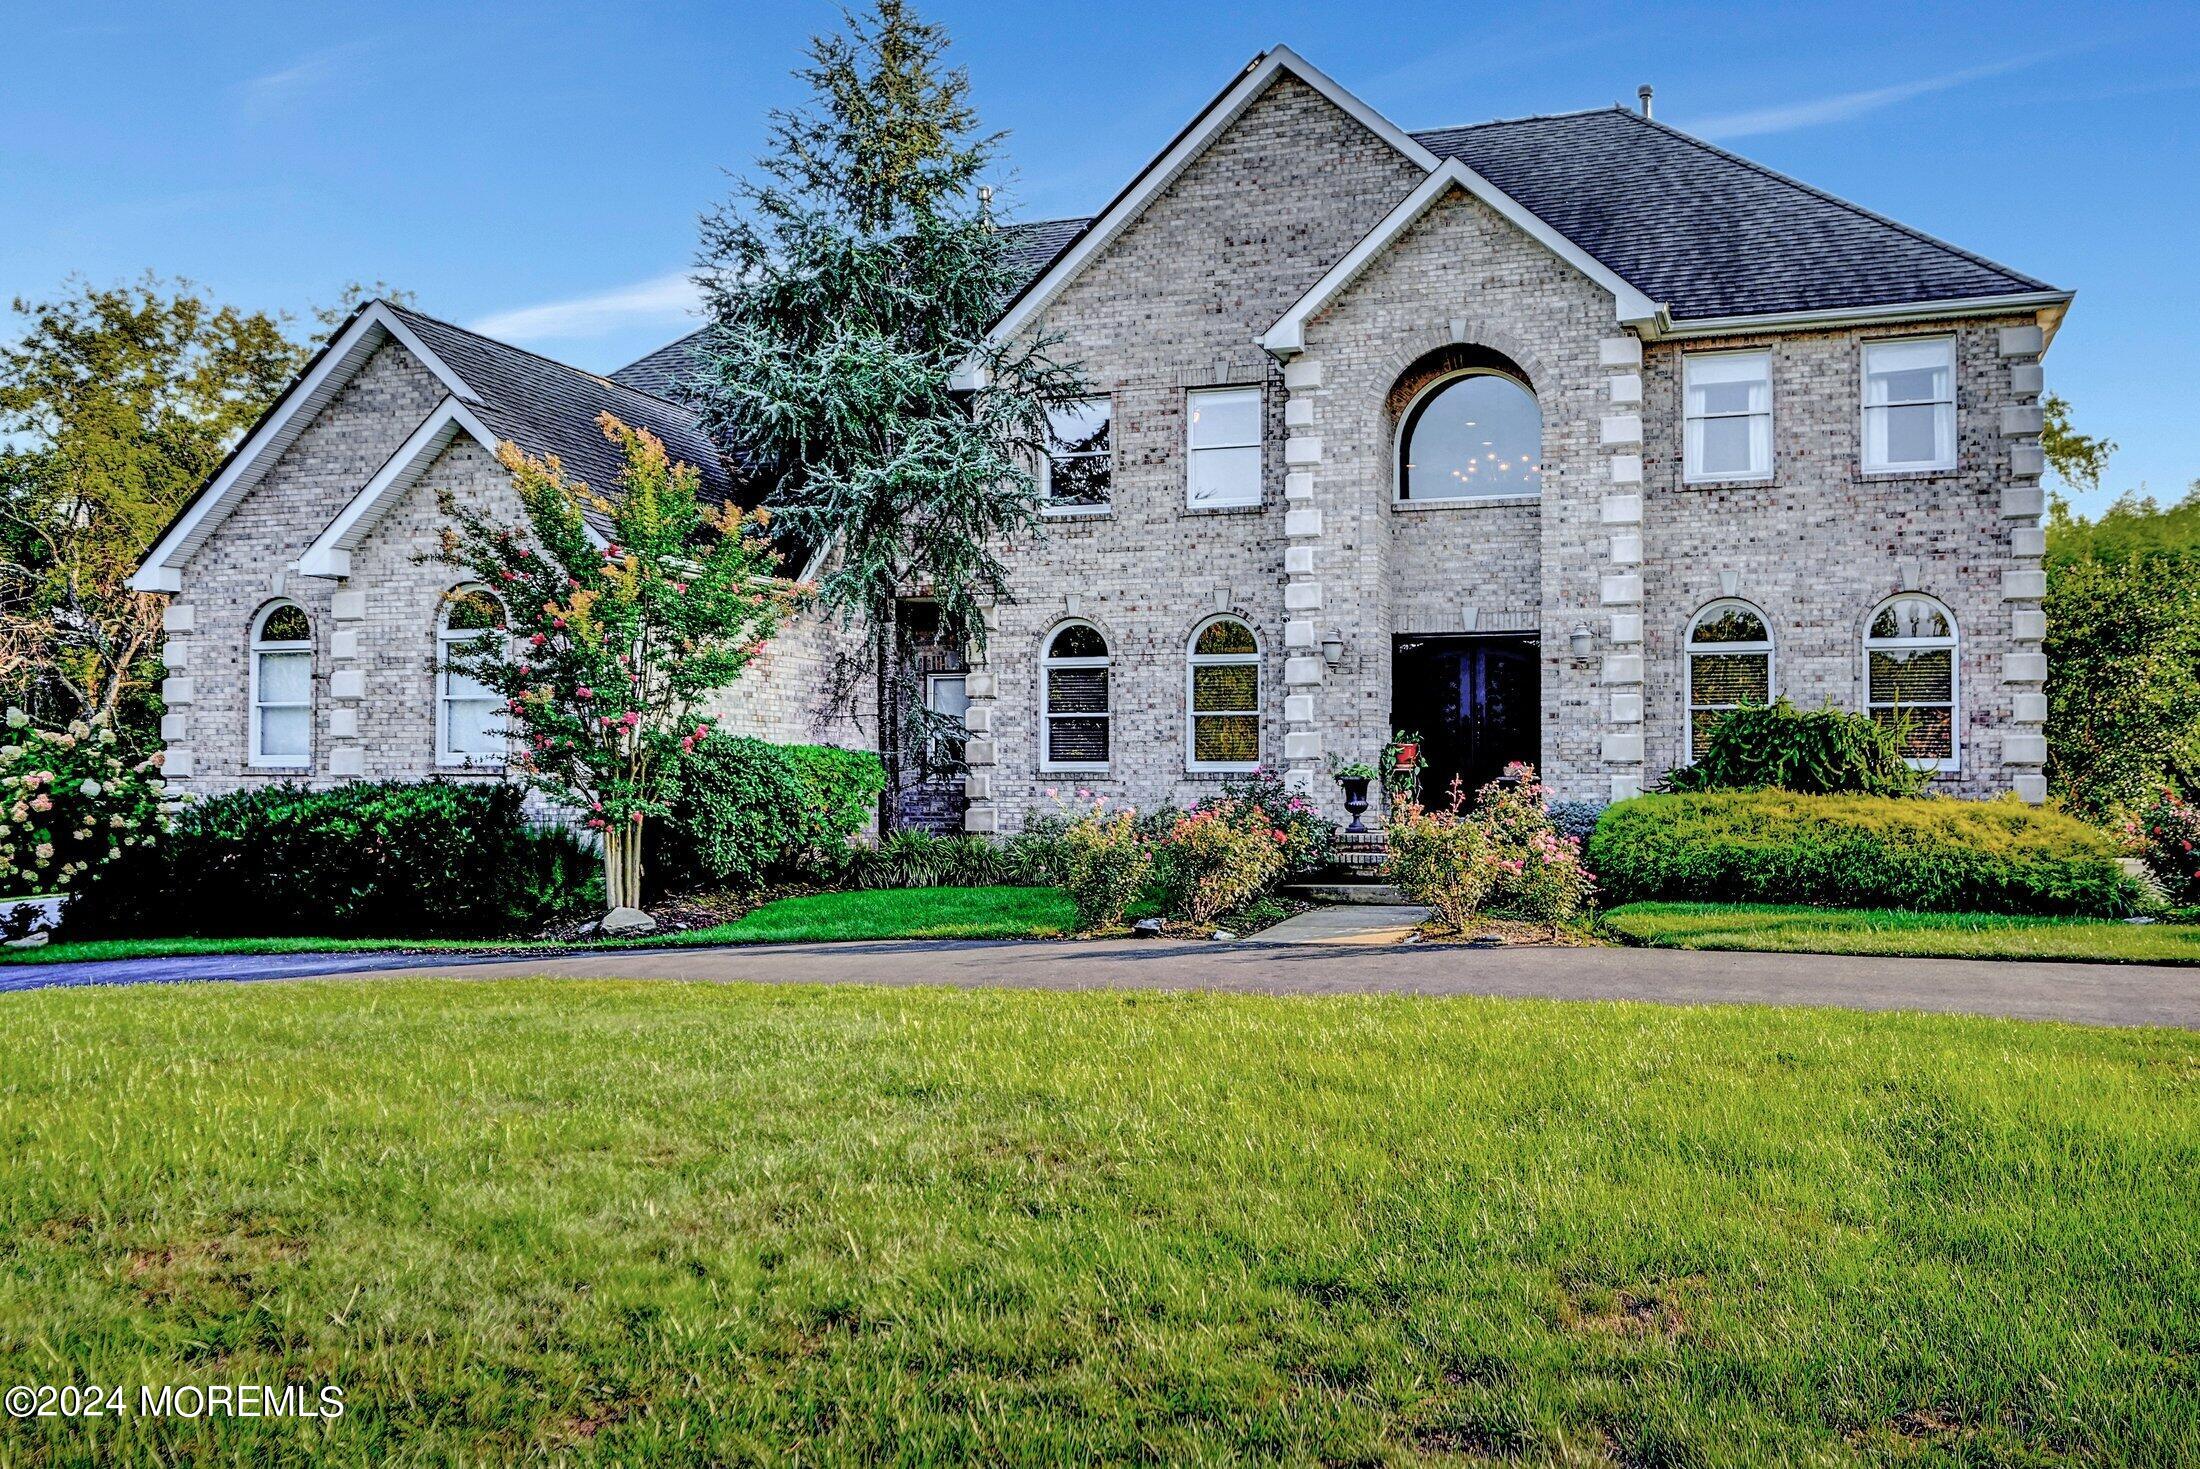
[438, 586, 507, 767]
[1040, 623, 1110, 770]
[1041, 398, 1112, 513]
[1186, 617, 1260, 770]
[1683, 351, 1772, 482]
[1186, 386, 1261, 509]
[1866, 595, 1960, 769]
[250, 601, 313, 768]
[1862, 338, 1956, 473]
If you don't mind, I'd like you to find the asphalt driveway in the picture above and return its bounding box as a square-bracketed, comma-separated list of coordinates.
[6, 938, 2195, 1029]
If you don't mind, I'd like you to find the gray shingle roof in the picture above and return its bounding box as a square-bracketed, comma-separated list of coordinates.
[391, 305, 735, 523]
[1411, 108, 2052, 321]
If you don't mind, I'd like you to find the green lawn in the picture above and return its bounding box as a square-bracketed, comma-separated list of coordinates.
[1607, 901, 2200, 965]
[0, 885, 1072, 966]
[2, 980, 2194, 1465]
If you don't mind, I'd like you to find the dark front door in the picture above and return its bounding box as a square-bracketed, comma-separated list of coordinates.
[1392, 635, 1540, 806]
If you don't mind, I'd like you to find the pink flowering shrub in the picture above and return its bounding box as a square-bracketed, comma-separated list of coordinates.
[0, 710, 164, 905]
[1158, 797, 1290, 926]
[1384, 764, 1595, 936]
[2139, 788, 2200, 908]
[1384, 780, 1497, 934]
[1211, 768, 1336, 876]
[1472, 764, 1597, 935]
[1058, 797, 1153, 931]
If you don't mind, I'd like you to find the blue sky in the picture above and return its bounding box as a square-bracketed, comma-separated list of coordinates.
[5, 1, 2194, 510]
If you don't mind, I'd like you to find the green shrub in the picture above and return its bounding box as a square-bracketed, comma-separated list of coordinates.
[62, 781, 599, 939]
[1587, 791, 2146, 917]
[836, 830, 1030, 890]
[648, 736, 884, 895]
[1203, 769, 1335, 876]
[1157, 799, 1289, 926]
[1058, 802, 1152, 932]
[2138, 789, 2200, 908]
[1660, 699, 1927, 797]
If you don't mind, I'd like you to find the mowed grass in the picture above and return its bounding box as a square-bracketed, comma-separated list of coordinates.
[0, 886, 1072, 966]
[2, 981, 2196, 1465]
[1607, 901, 2200, 965]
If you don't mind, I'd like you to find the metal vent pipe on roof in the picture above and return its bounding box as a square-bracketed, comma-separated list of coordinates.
[1637, 85, 1654, 119]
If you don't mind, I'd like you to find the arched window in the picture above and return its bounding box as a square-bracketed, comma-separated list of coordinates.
[1396, 371, 1543, 501]
[1041, 621, 1109, 771]
[1866, 595, 1959, 769]
[250, 600, 313, 767]
[1686, 601, 1772, 761]
[438, 586, 507, 767]
[1187, 617, 1259, 771]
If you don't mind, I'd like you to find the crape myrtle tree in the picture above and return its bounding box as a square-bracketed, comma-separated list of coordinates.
[436, 414, 791, 912]
[689, 0, 1084, 828]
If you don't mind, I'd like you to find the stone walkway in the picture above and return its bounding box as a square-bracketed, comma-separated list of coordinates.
[1256, 905, 1428, 945]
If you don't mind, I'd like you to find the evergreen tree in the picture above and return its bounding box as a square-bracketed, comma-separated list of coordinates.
[689, 0, 1082, 827]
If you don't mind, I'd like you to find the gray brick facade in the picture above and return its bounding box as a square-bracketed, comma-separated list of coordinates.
[144, 55, 2054, 833]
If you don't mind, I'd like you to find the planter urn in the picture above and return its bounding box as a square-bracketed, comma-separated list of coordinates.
[1339, 775, 1372, 833]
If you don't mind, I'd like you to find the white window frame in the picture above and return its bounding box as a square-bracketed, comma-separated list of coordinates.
[1040, 396, 1112, 517]
[1682, 349, 1774, 484]
[1039, 621, 1110, 773]
[924, 672, 969, 765]
[1684, 600, 1774, 765]
[1864, 594, 1961, 772]
[1185, 616, 1261, 773]
[1860, 336, 1957, 474]
[436, 586, 508, 769]
[248, 599, 314, 769]
[1391, 368, 1544, 503]
[1186, 385, 1263, 510]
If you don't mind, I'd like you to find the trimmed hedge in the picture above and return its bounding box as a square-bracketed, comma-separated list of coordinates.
[1586, 791, 2147, 917]
[62, 781, 599, 939]
[647, 736, 885, 896]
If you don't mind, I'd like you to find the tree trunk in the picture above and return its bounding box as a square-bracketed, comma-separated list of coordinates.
[875, 601, 900, 835]
[601, 817, 644, 912]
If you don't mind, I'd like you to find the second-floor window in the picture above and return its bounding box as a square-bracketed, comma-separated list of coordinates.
[1862, 338, 1956, 473]
[1684, 350, 1772, 482]
[1042, 398, 1111, 512]
[1187, 386, 1261, 509]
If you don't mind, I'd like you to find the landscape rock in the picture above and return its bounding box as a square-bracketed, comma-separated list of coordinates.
[599, 907, 659, 936]
[1130, 917, 1165, 938]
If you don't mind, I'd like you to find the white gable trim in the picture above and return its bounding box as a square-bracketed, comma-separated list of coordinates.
[959, 45, 1439, 385]
[1262, 160, 1664, 356]
[128, 302, 480, 592]
[297, 398, 502, 579]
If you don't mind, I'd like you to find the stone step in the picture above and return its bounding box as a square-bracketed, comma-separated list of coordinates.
[1285, 881, 1409, 905]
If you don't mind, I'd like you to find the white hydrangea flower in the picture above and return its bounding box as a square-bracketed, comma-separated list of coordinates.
[79, 778, 103, 799]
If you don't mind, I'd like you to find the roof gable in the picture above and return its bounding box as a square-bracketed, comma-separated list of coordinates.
[1264, 159, 1661, 355]
[976, 45, 1438, 358]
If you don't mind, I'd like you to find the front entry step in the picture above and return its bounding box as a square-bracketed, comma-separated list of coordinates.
[1285, 881, 1408, 905]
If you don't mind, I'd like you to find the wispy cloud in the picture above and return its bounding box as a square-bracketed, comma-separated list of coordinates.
[1680, 56, 2042, 141]
[471, 273, 701, 344]
[231, 42, 373, 124]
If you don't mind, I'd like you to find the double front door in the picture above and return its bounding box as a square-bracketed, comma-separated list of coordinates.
[1391, 635, 1540, 806]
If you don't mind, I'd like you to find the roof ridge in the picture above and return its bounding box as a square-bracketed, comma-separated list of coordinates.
[1410, 104, 1626, 134]
[388, 301, 705, 416]
[1613, 110, 2051, 294]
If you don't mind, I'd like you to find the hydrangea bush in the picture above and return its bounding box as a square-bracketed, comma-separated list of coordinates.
[0, 709, 165, 903]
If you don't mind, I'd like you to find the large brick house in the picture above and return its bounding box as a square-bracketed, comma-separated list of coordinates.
[132, 46, 2068, 831]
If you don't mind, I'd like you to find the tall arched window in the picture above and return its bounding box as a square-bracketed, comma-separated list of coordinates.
[250, 600, 313, 768]
[438, 586, 507, 767]
[1866, 595, 1959, 769]
[1686, 601, 1772, 761]
[1041, 622, 1109, 771]
[1187, 617, 1259, 771]
[1396, 370, 1543, 501]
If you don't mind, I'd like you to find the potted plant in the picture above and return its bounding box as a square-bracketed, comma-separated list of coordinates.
[1381, 731, 1426, 799]
[1329, 759, 1378, 832]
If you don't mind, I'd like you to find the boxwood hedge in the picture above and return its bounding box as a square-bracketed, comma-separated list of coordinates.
[1586, 791, 2147, 917]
